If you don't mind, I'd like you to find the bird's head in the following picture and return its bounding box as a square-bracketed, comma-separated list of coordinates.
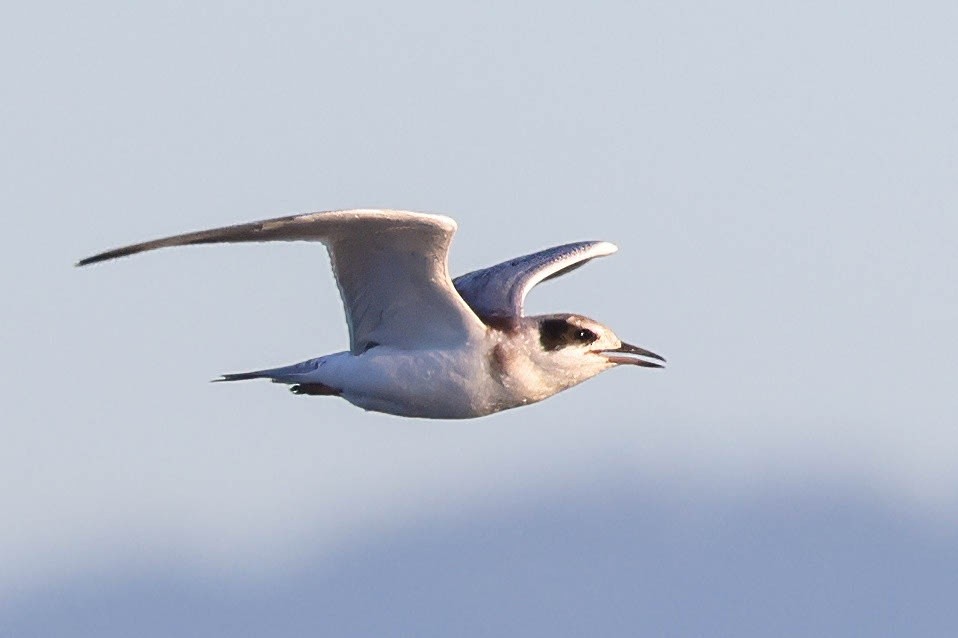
[518, 313, 665, 393]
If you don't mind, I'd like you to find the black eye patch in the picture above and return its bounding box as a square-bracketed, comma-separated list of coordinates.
[539, 319, 598, 351]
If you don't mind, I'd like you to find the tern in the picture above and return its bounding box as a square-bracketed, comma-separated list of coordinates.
[78, 209, 664, 419]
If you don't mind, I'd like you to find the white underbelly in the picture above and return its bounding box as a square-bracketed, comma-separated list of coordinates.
[308, 346, 512, 419]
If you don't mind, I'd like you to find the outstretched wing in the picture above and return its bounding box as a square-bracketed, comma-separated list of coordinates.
[452, 241, 618, 326]
[78, 209, 487, 353]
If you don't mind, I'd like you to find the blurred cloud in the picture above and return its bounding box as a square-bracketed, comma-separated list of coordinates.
[3, 482, 956, 637]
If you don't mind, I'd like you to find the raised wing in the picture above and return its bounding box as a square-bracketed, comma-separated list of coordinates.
[78, 209, 487, 353]
[452, 241, 618, 326]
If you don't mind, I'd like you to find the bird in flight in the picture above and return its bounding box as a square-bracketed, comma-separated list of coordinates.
[78, 209, 664, 419]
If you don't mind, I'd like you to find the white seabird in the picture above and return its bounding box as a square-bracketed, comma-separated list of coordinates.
[77, 209, 664, 419]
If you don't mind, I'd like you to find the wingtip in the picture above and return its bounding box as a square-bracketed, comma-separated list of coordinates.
[596, 241, 618, 255]
[74, 246, 138, 267]
[76, 249, 121, 267]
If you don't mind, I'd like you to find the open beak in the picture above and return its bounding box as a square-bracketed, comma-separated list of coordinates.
[600, 342, 666, 368]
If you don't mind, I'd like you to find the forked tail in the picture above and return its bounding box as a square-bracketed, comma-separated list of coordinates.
[212, 358, 323, 384]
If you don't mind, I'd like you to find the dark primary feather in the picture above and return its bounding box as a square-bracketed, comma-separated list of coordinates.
[75, 214, 312, 266]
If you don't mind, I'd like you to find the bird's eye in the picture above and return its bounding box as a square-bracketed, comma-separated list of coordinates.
[539, 318, 598, 351]
[576, 329, 597, 343]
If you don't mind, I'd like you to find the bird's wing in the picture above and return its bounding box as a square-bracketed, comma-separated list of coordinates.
[452, 241, 618, 326]
[78, 209, 487, 353]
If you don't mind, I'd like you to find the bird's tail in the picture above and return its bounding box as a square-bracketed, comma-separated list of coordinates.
[212, 358, 322, 384]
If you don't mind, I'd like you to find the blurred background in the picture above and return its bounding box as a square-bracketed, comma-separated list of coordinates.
[2, 1, 957, 635]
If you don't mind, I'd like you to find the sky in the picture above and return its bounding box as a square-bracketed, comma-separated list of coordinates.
[2, 1, 957, 635]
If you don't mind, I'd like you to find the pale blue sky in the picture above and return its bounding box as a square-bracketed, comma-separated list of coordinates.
[2, 1, 957, 635]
